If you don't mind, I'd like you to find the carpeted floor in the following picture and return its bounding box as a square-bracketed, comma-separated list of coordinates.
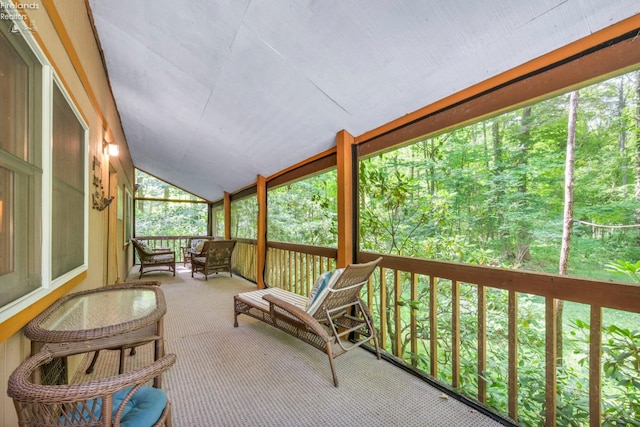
[75, 265, 511, 426]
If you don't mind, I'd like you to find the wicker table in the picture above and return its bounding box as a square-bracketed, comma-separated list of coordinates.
[24, 284, 167, 387]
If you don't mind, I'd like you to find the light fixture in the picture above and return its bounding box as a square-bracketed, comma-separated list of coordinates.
[103, 140, 119, 156]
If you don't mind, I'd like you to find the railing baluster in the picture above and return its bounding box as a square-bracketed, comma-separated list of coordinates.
[478, 284, 487, 403]
[452, 280, 460, 388]
[545, 297, 557, 427]
[410, 273, 418, 368]
[304, 254, 315, 296]
[430, 275, 438, 378]
[508, 290, 518, 421]
[380, 267, 388, 351]
[394, 269, 402, 357]
[589, 306, 602, 427]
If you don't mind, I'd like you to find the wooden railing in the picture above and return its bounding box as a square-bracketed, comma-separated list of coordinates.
[357, 251, 640, 427]
[232, 238, 258, 282]
[265, 241, 337, 295]
[135, 236, 639, 425]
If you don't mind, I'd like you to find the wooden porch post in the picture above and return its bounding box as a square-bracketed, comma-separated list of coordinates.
[336, 130, 355, 268]
[224, 191, 231, 240]
[256, 175, 267, 289]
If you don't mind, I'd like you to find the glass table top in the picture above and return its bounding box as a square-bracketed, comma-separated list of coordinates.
[39, 288, 158, 331]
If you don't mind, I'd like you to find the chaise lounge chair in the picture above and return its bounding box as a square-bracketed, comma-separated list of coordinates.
[233, 257, 382, 386]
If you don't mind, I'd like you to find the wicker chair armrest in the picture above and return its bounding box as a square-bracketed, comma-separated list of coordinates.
[262, 294, 330, 342]
[151, 249, 174, 256]
[8, 352, 176, 402]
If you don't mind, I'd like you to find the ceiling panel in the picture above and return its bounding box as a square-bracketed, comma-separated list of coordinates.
[87, 0, 640, 201]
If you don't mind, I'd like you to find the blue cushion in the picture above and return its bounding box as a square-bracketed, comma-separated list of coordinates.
[306, 269, 344, 315]
[80, 386, 167, 426]
[306, 271, 332, 310]
[116, 386, 167, 427]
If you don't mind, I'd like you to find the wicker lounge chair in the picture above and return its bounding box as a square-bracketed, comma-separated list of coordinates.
[191, 240, 236, 280]
[233, 257, 382, 386]
[8, 341, 176, 426]
[132, 239, 176, 279]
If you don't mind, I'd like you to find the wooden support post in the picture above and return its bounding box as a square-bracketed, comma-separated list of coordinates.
[336, 129, 354, 268]
[256, 175, 267, 289]
[223, 192, 231, 240]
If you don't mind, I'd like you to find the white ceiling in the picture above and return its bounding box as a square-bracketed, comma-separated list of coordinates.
[87, 1, 640, 202]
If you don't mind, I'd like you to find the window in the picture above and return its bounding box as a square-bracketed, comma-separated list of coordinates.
[51, 83, 86, 279]
[211, 203, 224, 237]
[268, 169, 337, 246]
[0, 18, 42, 308]
[0, 16, 87, 321]
[230, 196, 257, 239]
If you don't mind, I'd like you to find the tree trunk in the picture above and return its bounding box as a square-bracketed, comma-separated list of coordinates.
[516, 107, 532, 265]
[618, 77, 627, 186]
[557, 90, 579, 365]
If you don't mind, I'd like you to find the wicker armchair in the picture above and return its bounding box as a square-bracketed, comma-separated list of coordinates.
[234, 257, 382, 386]
[132, 239, 176, 279]
[8, 341, 176, 426]
[191, 240, 236, 280]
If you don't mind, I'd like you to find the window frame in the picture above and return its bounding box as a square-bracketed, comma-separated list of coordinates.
[0, 13, 89, 324]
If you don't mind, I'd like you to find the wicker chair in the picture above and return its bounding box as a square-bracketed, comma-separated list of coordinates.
[132, 239, 176, 279]
[181, 238, 206, 266]
[233, 257, 382, 386]
[8, 341, 176, 427]
[191, 240, 236, 280]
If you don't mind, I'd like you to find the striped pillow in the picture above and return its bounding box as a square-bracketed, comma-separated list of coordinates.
[306, 269, 344, 315]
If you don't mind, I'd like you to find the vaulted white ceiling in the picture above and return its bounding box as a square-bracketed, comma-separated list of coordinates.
[87, 1, 640, 202]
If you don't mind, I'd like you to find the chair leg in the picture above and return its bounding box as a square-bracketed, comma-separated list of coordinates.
[85, 351, 100, 374]
[165, 401, 172, 427]
[326, 342, 339, 387]
[119, 348, 126, 374]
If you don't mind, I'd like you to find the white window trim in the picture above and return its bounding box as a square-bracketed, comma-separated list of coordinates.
[0, 8, 89, 324]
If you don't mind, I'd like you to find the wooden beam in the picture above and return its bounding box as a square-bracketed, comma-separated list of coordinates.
[224, 192, 231, 240]
[256, 175, 267, 289]
[355, 15, 640, 147]
[336, 129, 355, 268]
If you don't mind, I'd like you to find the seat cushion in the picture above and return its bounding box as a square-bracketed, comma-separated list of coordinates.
[81, 386, 167, 427]
[235, 288, 307, 312]
[150, 254, 174, 263]
[115, 386, 167, 427]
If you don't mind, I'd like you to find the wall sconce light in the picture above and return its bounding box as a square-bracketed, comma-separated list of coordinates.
[103, 141, 119, 156]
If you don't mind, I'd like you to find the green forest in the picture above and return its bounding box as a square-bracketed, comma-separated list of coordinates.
[136, 69, 640, 426]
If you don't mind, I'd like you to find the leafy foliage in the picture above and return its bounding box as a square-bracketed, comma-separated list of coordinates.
[268, 170, 337, 246]
[135, 170, 207, 236]
[358, 70, 640, 426]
